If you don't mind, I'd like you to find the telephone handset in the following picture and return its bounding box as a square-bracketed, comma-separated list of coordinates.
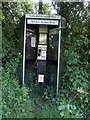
[37, 45, 47, 60]
[38, 48, 41, 56]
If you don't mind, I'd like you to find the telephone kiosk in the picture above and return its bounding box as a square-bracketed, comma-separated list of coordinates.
[21, 14, 66, 94]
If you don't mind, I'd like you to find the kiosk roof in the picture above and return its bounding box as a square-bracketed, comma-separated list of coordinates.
[25, 14, 65, 20]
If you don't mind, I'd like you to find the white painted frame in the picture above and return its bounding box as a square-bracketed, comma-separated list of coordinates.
[56, 19, 61, 95]
[22, 16, 26, 86]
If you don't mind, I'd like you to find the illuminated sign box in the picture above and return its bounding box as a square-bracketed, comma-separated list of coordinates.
[27, 19, 59, 25]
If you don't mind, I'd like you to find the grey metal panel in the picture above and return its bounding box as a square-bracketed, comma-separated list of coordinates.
[61, 17, 66, 28]
[37, 61, 46, 74]
[25, 14, 66, 28]
[25, 14, 61, 20]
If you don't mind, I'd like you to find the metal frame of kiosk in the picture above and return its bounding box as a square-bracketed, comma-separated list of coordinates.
[22, 14, 66, 94]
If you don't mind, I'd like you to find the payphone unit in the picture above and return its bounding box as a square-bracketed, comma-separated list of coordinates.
[21, 14, 66, 94]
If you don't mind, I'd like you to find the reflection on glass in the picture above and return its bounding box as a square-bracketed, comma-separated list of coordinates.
[26, 27, 37, 60]
[39, 34, 47, 44]
[48, 28, 59, 61]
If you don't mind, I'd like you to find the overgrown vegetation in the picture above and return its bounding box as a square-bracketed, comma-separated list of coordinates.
[2, 2, 34, 118]
[2, 1, 90, 118]
[57, 2, 90, 118]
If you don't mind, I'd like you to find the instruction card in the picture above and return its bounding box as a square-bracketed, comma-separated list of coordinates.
[38, 74, 44, 82]
[31, 37, 36, 47]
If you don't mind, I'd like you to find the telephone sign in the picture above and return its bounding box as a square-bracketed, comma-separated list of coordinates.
[27, 19, 59, 25]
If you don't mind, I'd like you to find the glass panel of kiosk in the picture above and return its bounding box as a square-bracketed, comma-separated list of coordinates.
[25, 25, 38, 86]
[46, 27, 59, 86]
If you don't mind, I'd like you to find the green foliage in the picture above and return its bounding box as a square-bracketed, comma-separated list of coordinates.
[43, 86, 56, 101]
[42, 87, 83, 118]
[2, 2, 35, 118]
[34, 3, 51, 14]
[2, 2, 34, 77]
[57, 100, 83, 118]
[35, 106, 60, 118]
[2, 36, 22, 78]
[42, 3, 51, 14]
[2, 70, 34, 118]
[56, 2, 90, 118]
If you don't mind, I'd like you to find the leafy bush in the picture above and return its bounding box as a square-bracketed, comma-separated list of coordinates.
[43, 87, 83, 118]
[2, 35, 34, 118]
[57, 99, 83, 118]
[2, 69, 34, 118]
[56, 2, 89, 118]
[35, 105, 60, 118]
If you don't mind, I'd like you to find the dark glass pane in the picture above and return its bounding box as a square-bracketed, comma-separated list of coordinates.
[48, 28, 59, 61]
[26, 26, 38, 60]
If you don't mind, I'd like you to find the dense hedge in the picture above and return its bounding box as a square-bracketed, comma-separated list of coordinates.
[57, 2, 90, 117]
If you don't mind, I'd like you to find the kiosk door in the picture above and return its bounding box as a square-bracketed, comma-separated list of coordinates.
[46, 27, 59, 86]
[25, 26, 38, 86]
